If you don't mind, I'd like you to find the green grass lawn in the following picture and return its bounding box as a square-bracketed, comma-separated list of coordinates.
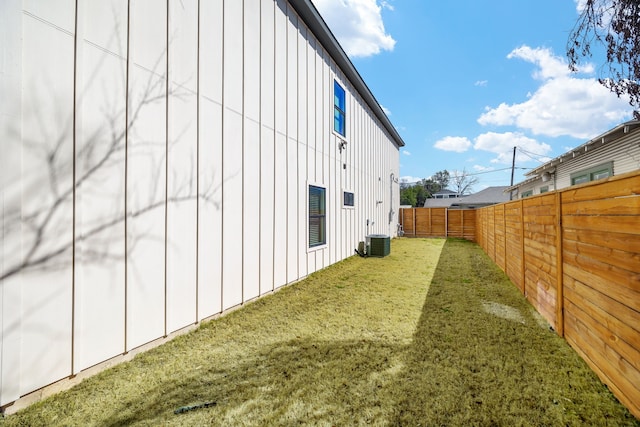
[2, 238, 638, 426]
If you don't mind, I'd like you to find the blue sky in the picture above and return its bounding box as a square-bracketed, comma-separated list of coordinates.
[311, 0, 633, 190]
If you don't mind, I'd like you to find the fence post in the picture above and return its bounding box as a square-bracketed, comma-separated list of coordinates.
[445, 208, 448, 237]
[520, 200, 525, 296]
[413, 208, 416, 237]
[555, 191, 564, 337]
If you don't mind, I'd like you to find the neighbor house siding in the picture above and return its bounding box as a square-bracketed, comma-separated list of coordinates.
[0, 0, 402, 409]
[553, 131, 640, 189]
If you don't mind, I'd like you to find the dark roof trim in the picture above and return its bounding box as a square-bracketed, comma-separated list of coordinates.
[288, 0, 405, 148]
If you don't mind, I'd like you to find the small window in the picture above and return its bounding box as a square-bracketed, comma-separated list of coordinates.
[334, 80, 346, 136]
[570, 161, 613, 185]
[521, 190, 533, 198]
[539, 186, 549, 194]
[343, 191, 354, 207]
[309, 185, 326, 247]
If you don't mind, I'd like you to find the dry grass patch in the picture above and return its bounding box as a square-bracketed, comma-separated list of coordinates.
[1, 238, 638, 426]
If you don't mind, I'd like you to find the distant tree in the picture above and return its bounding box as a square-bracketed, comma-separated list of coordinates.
[400, 185, 417, 206]
[420, 178, 441, 198]
[415, 185, 429, 207]
[567, 0, 640, 117]
[450, 169, 479, 195]
[432, 170, 450, 190]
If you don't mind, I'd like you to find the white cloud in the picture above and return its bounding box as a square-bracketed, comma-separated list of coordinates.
[381, 104, 392, 115]
[479, 45, 632, 139]
[475, 80, 488, 87]
[434, 136, 472, 153]
[402, 150, 411, 156]
[400, 176, 422, 184]
[474, 131, 552, 165]
[473, 165, 494, 173]
[311, 0, 396, 57]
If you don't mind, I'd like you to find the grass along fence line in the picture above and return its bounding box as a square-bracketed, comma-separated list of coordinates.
[1, 238, 637, 426]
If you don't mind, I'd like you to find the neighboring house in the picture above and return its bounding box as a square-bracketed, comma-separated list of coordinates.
[449, 186, 510, 209]
[507, 120, 640, 198]
[423, 189, 464, 208]
[422, 187, 509, 209]
[0, 0, 403, 410]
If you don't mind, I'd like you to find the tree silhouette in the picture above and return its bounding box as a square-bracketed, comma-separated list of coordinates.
[568, 0, 640, 117]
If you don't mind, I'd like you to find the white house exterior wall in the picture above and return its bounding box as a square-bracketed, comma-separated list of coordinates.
[0, 0, 402, 408]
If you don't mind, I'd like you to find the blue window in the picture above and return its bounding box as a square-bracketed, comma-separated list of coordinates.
[309, 185, 326, 247]
[334, 80, 346, 136]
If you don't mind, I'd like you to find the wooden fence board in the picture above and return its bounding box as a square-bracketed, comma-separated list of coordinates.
[564, 290, 640, 372]
[563, 228, 640, 253]
[562, 196, 640, 216]
[563, 239, 640, 274]
[566, 332, 640, 420]
[561, 173, 640, 202]
[563, 215, 640, 235]
[564, 262, 640, 312]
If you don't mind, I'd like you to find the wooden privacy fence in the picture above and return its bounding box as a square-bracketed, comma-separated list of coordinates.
[399, 207, 476, 240]
[476, 170, 640, 419]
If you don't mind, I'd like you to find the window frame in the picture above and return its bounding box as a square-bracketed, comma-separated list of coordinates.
[570, 161, 613, 186]
[308, 184, 327, 250]
[333, 80, 346, 137]
[343, 190, 355, 209]
[539, 186, 549, 194]
[521, 190, 533, 198]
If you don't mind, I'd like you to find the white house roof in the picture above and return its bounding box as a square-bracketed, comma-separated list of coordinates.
[289, 0, 405, 148]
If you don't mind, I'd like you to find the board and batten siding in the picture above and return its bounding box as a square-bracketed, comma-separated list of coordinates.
[0, 0, 402, 409]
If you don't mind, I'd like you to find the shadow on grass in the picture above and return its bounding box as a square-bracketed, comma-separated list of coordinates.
[100, 338, 406, 426]
[391, 238, 639, 426]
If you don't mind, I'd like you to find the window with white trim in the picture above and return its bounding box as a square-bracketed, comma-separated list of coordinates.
[343, 191, 354, 207]
[570, 161, 613, 185]
[309, 185, 326, 248]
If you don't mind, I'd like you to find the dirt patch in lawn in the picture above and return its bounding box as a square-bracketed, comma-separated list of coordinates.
[1, 238, 638, 426]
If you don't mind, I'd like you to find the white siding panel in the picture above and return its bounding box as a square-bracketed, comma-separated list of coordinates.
[260, 0, 275, 130]
[287, 138, 298, 283]
[274, 0, 287, 134]
[198, 99, 223, 319]
[274, 133, 288, 288]
[127, 0, 167, 349]
[0, 0, 23, 405]
[243, 119, 261, 301]
[222, 111, 243, 309]
[244, 0, 261, 122]
[19, 9, 75, 395]
[200, 0, 222, 104]
[259, 127, 275, 295]
[223, 0, 243, 115]
[74, 0, 127, 371]
[287, 11, 298, 138]
[23, 0, 75, 33]
[166, 0, 198, 333]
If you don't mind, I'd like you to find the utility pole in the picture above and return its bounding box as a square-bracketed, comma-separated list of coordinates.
[510, 146, 516, 200]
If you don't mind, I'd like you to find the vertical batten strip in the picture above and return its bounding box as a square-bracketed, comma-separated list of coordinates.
[195, 0, 200, 323]
[164, 0, 170, 338]
[124, 0, 131, 353]
[71, 0, 79, 376]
